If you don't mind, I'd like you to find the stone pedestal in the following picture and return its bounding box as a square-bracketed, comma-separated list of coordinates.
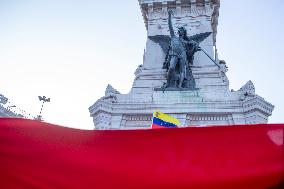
[89, 0, 274, 129]
[89, 81, 274, 130]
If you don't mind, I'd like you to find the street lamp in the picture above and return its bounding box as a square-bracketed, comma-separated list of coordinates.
[37, 96, 50, 121]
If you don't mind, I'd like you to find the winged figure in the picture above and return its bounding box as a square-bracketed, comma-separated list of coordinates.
[149, 10, 211, 89]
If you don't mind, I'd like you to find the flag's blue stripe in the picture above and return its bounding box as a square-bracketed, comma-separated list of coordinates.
[152, 117, 178, 128]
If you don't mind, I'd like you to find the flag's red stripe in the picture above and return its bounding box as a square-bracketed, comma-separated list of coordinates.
[0, 118, 283, 189]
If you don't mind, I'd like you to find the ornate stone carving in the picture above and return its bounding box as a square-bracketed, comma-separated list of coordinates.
[219, 60, 228, 73]
[186, 114, 233, 126]
[238, 80, 255, 100]
[134, 64, 143, 77]
[105, 84, 120, 96]
[101, 84, 120, 103]
[122, 114, 152, 128]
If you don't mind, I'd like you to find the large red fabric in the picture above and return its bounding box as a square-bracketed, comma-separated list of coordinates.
[0, 118, 283, 189]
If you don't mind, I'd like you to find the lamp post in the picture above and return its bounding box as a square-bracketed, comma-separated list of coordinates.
[37, 96, 50, 121]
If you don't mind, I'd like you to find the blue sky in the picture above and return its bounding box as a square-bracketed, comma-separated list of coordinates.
[0, 0, 283, 129]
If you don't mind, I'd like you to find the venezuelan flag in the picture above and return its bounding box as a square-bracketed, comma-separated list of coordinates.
[152, 110, 180, 129]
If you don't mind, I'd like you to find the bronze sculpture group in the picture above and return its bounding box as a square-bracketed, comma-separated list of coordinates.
[149, 10, 211, 90]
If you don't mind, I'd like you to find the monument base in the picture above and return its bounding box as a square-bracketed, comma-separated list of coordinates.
[89, 80, 274, 130]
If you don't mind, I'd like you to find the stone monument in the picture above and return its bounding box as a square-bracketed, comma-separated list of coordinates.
[89, 0, 274, 130]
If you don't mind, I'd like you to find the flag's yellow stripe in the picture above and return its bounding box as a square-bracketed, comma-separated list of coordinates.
[153, 110, 180, 126]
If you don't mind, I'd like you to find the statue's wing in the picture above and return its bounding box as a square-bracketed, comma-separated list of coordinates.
[148, 35, 171, 54]
[188, 32, 212, 44]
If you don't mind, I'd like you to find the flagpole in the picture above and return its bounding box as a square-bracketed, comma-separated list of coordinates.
[200, 48, 226, 75]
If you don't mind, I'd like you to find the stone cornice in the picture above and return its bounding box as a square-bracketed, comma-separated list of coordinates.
[243, 95, 274, 116]
[138, 0, 220, 45]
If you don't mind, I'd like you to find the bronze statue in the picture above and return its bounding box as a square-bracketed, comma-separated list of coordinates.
[149, 10, 211, 89]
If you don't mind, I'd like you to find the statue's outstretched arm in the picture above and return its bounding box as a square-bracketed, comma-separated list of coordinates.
[168, 10, 175, 38]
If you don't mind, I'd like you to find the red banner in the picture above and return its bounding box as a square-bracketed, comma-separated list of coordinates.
[0, 118, 283, 189]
